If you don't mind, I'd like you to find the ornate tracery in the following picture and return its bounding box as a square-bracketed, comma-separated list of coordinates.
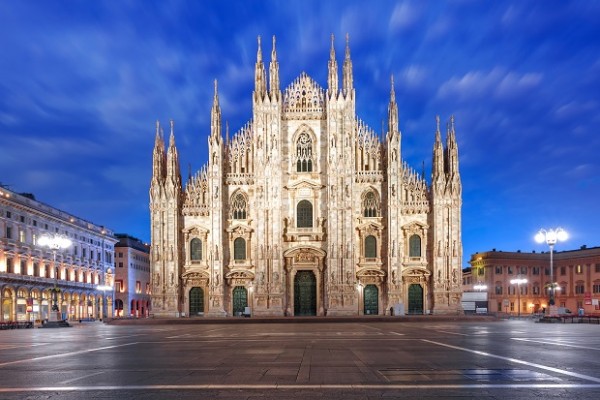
[231, 192, 248, 220]
[295, 132, 314, 172]
[362, 190, 380, 217]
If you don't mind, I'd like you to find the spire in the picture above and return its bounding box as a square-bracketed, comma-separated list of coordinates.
[166, 119, 181, 187]
[254, 35, 267, 99]
[387, 74, 399, 137]
[211, 79, 222, 142]
[327, 33, 339, 96]
[432, 115, 445, 181]
[169, 119, 175, 147]
[269, 35, 280, 98]
[342, 33, 353, 96]
[152, 120, 166, 184]
[446, 115, 460, 179]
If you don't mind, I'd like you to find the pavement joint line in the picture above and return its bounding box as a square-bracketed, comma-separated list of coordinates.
[105, 334, 147, 340]
[421, 339, 600, 383]
[58, 371, 105, 385]
[0, 342, 139, 368]
[2, 383, 600, 392]
[135, 337, 416, 344]
[435, 330, 470, 336]
[512, 338, 600, 351]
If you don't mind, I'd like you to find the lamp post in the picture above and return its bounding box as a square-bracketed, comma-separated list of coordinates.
[535, 228, 568, 307]
[510, 277, 527, 318]
[97, 285, 113, 320]
[38, 234, 72, 324]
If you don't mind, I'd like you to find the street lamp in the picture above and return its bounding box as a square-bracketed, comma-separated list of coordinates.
[535, 228, 568, 306]
[510, 277, 527, 318]
[97, 284, 113, 320]
[38, 234, 72, 323]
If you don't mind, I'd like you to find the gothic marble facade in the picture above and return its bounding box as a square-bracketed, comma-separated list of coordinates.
[149, 36, 463, 317]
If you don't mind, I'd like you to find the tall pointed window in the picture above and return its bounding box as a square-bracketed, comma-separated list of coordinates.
[231, 192, 247, 220]
[190, 238, 202, 261]
[362, 191, 379, 217]
[409, 234, 421, 258]
[234, 238, 246, 260]
[365, 235, 377, 258]
[296, 132, 313, 172]
[297, 200, 313, 228]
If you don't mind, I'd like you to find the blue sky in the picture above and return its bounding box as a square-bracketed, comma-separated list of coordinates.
[1, 1, 599, 267]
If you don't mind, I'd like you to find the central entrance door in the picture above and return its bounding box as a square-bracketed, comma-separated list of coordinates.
[408, 284, 424, 314]
[294, 270, 316, 316]
[232, 286, 248, 316]
[189, 287, 204, 316]
[363, 284, 379, 315]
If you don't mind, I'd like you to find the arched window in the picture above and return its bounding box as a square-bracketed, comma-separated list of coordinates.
[190, 238, 202, 261]
[297, 200, 313, 228]
[365, 235, 377, 258]
[234, 238, 246, 260]
[231, 193, 247, 220]
[409, 234, 421, 257]
[363, 191, 379, 217]
[296, 132, 313, 172]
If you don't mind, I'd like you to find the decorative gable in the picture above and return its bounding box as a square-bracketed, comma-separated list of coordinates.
[283, 72, 325, 119]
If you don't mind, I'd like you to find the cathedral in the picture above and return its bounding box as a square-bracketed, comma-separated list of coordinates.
[149, 35, 463, 318]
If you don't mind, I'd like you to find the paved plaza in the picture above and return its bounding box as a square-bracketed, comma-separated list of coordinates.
[1, 318, 600, 399]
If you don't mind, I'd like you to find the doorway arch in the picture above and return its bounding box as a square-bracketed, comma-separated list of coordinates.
[189, 287, 205, 316]
[408, 284, 424, 314]
[294, 271, 316, 316]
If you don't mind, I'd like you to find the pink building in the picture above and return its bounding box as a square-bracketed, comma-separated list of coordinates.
[465, 246, 600, 315]
[114, 234, 151, 317]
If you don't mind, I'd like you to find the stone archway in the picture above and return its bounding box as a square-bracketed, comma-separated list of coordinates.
[283, 246, 326, 317]
[403, 268, 431, 315]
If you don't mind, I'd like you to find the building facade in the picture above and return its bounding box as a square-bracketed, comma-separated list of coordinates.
[150, 36, 463, 318]
[114, 234, 151, 317]
[466, 246, 600, 315]
[0, 187, 117, 322]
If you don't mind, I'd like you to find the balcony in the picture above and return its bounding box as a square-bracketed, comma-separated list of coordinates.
[284, 225, 327, 242]
[0, 272, 97, 290]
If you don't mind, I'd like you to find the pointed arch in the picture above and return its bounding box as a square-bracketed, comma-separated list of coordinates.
[296, 132, 313, 172]
[362, 189, 380, 217]
[230, 190, 248, 220]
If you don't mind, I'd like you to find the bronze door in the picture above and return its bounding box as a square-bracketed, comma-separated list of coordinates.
[363, 284, 379, 315]
[294, 271, 316, 316]
[408, 284, 424, 314]
[232, 286, 248, 316]
[189, 287, 204, 316]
